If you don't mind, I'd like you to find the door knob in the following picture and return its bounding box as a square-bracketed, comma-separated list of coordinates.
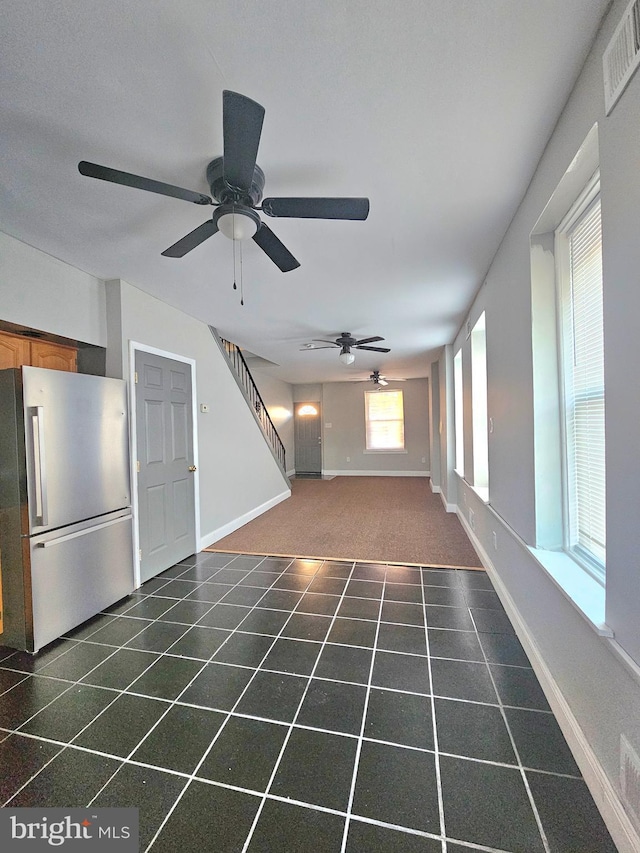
[188, 465, 197, 472]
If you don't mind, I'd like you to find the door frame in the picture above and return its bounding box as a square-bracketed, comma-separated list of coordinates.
[294, 400, 323, 475]
[129, 341, 200, 588]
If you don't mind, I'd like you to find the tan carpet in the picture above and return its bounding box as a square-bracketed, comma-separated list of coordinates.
[207, 477, 483, 568]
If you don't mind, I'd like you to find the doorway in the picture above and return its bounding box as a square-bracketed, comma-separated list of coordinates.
[294, 401, 322, 476]
[134, 348, 197, 582]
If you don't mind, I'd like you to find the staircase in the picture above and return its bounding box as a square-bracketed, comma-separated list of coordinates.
[210, 327, 288, 480]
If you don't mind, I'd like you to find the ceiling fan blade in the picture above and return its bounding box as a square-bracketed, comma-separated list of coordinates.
[78, 161, 212, 205]
[312, 339, 341, 346]
[378, 379, 389, 386]
[161, 220, 219, 257]
[355, 336, 384, 345]
[222, 90, 265, 192]
[355, 345, 391, 353]
[261, 197, 370, 220]
[300, 345, 336, 351]
[252, 223, 300, 272]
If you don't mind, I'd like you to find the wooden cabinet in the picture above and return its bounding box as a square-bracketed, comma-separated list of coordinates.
[0, 546, 3, 636]
[0, 331, 77, 372]
[0, 332, 31, 370]
[30, 339, 77, 372]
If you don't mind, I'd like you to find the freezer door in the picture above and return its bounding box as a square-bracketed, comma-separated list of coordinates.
[29, 511, 134, 652]
[22, 367, 131, 533]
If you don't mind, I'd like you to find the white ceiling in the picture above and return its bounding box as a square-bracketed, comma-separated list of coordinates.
[1, 0, 609, 384]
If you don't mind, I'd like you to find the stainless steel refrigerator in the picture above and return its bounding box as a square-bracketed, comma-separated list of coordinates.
[0, 366, 135, 652]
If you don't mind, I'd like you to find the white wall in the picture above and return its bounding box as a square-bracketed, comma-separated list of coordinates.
[250, 369, 295, 474]
[0, 240, 290, 551]
[438, 346, 457, 509]
[428, 360, 441, 490]
[105, 279, 289, 545]
[292, 383, 323, 403]
[438, 2, 640, 848]
[321, 379, 429, 475]
[0, 232, 106, 346]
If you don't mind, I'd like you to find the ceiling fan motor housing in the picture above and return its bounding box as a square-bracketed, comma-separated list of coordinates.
[207, 155, 265, 207]
[337, 333, 358, 348]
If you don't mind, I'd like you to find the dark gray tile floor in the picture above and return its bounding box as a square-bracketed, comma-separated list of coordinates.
[0, 551, 618, 853]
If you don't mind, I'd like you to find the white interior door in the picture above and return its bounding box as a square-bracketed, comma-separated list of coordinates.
[135, 350, 196, 582]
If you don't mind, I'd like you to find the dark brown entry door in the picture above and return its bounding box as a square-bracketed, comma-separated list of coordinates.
[135, 350, 196, 582]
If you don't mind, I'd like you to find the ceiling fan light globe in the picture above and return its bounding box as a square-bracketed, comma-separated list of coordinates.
[216, 210, 259, 240]
[339, 350, 356, 365]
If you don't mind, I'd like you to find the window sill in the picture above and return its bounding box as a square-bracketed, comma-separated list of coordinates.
[527, 546, 611, 636]
[469, 484, 489, 504]
[455, 471, 489, 504]
[363, 449, 408, 454]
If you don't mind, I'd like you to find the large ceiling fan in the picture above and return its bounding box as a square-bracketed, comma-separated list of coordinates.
[78, 91, 369, 272]
[301, 332, 390, 365]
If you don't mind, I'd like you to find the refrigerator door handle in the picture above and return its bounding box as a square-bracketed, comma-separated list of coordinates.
[36, 514, 131, 548]
[31, 406, 48, 526]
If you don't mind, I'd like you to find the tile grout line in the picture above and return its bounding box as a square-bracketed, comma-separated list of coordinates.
[468, 609, 552, 853]
[0, 634, 154, 808]
[3, 649, 541, 709]
[236, 561, 362, 853]
[0, 711, 586, 785]
[2, 555, 263, 809]
[0, 553, 280, 808]
[2, 631, 538, 671]
[338, 571, 391, 852]
[0, 729, 529, 853]
[142, 557, 351, 852]
[0, 556, 534, 849]
[85, 554, 307, 808]
[421, 566, 449, 853]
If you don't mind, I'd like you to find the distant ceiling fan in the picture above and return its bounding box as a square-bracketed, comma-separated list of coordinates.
[358, 370, 406, 386]
[78, 90, 369, 272]
[301, 332, 390, 365]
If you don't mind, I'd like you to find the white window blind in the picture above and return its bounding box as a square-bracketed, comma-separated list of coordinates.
[559, 195, 606, 573]
[365, 390, 405, 450]
[471, 313, 489, 491]
[454, 349, 464, 474]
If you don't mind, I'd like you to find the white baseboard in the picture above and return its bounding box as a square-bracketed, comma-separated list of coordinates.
[322, 470, 430, 477]
[457, 510, 640, 853]
[430, 480, 441, 493]
[286, 468, 295, 478]
[198, 488, 291, 550]
[438, 489, 456, 512]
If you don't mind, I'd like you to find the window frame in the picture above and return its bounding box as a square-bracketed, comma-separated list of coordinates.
[471, 312, 489, 494]
[453, 348, 464, 475]
[364, 388, 406, 452]
[555, 172, 605, 581]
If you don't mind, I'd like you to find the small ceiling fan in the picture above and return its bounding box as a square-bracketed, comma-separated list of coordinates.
[78, 91, 369, 272]
[300, 332, 390, 365]
[360, 370, 406, 386]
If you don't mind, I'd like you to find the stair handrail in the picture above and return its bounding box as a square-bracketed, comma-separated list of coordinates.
[211, 329, 286, 473]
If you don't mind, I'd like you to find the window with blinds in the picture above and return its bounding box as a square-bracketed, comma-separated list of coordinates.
[557, 186, 606, 577]
[365, 389, 405, 450]
[471, 313, 489, 492]
[454, 349, 464, 474]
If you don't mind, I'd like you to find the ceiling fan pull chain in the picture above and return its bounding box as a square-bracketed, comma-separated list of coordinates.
[232, 210, 237, 290]
[240, 239, 245, 306]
